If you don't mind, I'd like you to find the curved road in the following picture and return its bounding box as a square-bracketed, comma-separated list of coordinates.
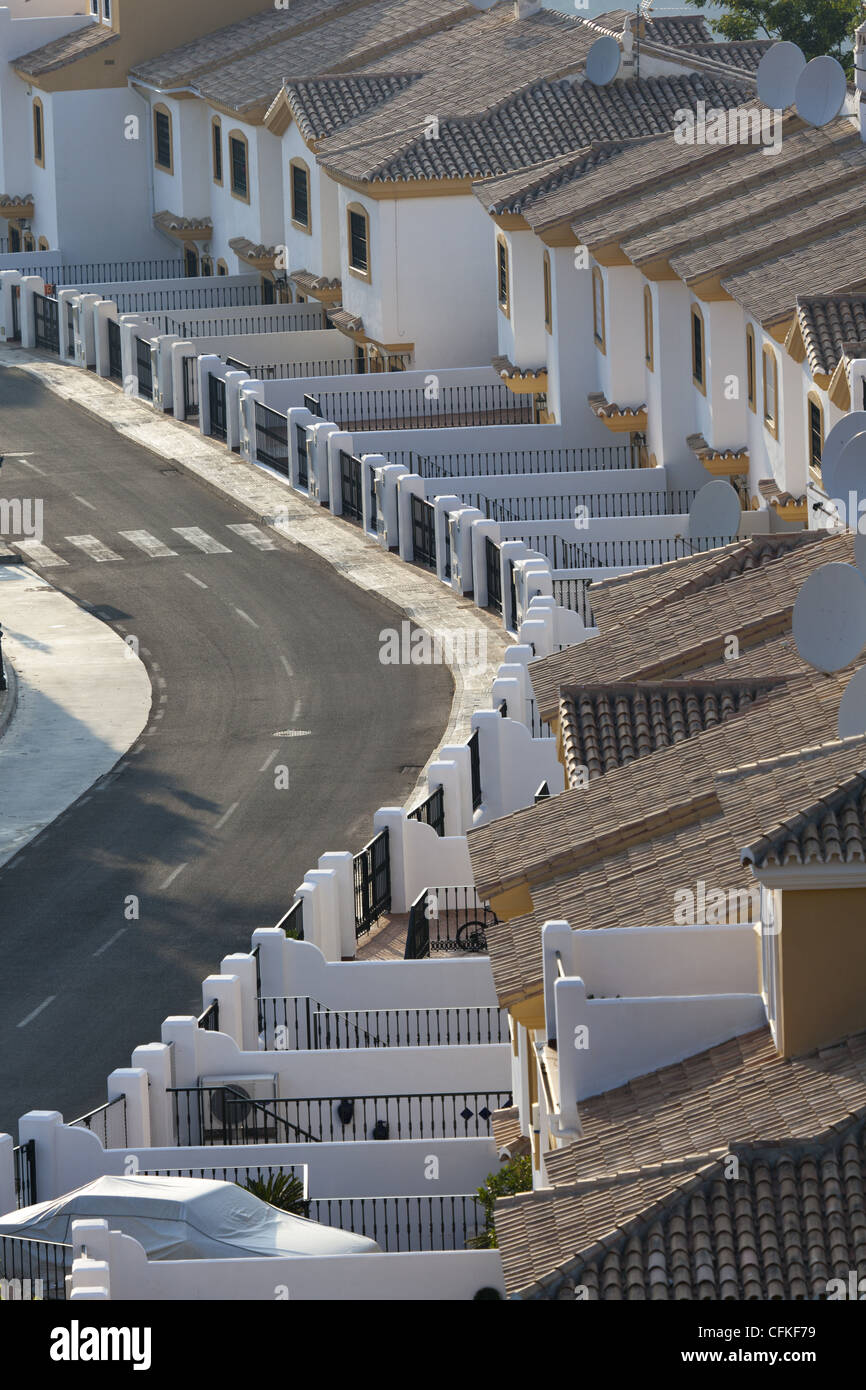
[0, 367, 452, 1135]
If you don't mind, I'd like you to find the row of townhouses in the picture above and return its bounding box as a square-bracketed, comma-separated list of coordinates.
[2, 0, 866, 1305]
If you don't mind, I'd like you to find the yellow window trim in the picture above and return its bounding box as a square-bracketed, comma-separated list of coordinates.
[347, 201, 371, 283]
[763, 344, 779, 440]
[691, 303, 706, 396]
[33, 96, 45, 169]
[153, 103, 173, 175]
[496, 233, 510, 318]
[592, 266, 606, 355]
[807, 388, 824, 471]
[211, 115, 223, 186]
[290, 156, 312, 234]
[37, 236, 49, 252]
[228, 129, 251, 205]
[746, 324, 757, 413]
[644, 284, 654, 372]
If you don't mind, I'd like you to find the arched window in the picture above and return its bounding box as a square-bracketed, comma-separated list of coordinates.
[33, 98, 45, 168]
[37, 236, 49, 251]
[644, 285, 654, 371]
[762, 345, 779, 438]
[211, 117, 223, 185]
[216, 259, 228, 277]
[691, 303, 706, 393]
[184, 245, 199, 277]
[542, 251, 552, 333]
[201, 254, 213, 277]
[22, 231, 35, 253]
[347, 202, 371, 282]
[153, 104, 173, 173]
[807, 390, 824, 472]
[228, 130, 250, 202]
[745, 324, 757, 412]
[290, 158, 311, 232]
[592, 267, 605, 352]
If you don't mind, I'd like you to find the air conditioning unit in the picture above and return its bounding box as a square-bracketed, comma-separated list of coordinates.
[200, 1073, 278, 1141]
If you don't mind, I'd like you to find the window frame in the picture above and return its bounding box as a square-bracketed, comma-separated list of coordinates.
[496, 234, 510, 317]
[216, 259, 228, 277]
[33, 97, 45, 169]
[542, 250, 552, 334]
[184, 245, 200, 277]
[228, 130, 250, 204]
[347, 202, 371, 283]
[807, 390, 824, 473]
[153, 104, 173, 174]
[592, 266, 606, 354]
[691, 303, 706, 395]
[37, 236, 49, 252]
[762, 345, 779, 439]
[643, 285, 654, 372]
[211, 116, 223, 186]
[290, 158, 312, 233]
[746, 324, 757, 413]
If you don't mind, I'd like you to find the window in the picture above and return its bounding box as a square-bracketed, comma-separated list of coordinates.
[8, 225, 20, 253]
[542, 251, 552, 333]
[808, 393, 824, 471]
[154, 105, 172, 173]
[216, 259, 228, 277]
[290, 159, 311, 231]
[38, 236, 49, 251]
[762, 346, 779, 437]
[33, 98, 44, 168]
[746, 324, 756, 412]
[347, 203, 370, 280]
[592, 267, 605, 352]
[22, 232, 35, 253]
[229, 132, 249, 202]
[212, 117, 222, 185]
[184, 246, 199, 277]
[90, 0, 98, 12]
[102, 0, 111, 19]
[496, 236, 509, 315]
[201, 254, 213, 277]
[644, 285, 654, 371]
[355, 343, 367, 375]
[691, 304, 705, 393]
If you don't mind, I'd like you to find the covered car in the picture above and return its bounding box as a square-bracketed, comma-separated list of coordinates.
[0, 1174, 380, 1260]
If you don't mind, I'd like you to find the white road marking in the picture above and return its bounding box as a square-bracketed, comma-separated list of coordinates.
[120, 530, 178, 558]
[280, 655, 294, 678]
[160, 863, 187, 890]
[227, 523, 277, 551]
[235, 607, 260, 629]
[93, 929, 126, 958]
[259, 749, 279, 773]
[66, 534, 122, 562]
[73, 495, 96, 511]
[15, 540, 67, 568]
[273, 729, 312, 738]
[293, 696, 303, 720]
[17, 996, 55, 1028]
[214, 801, 239, 830]
[173, 527, 231, 554]
[20, 460, 44, 475]
[184, 572, 208, 589]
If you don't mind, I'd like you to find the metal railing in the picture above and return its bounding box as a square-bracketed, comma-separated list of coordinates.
[276, 898, 304, 940]
[468, 729, 482, 811]
[255, 403, 290, 476]
[408, 785, 445, 836]
[197, 999, 220, 1032]
[258, 996, 507, 1049]
[353, 828, 390, 938]
[108, 285, 261, 315]
[33, 258, 185, 286]
[404, 885, 496, 960]
[201, 1090, 514, 1144]
[485, 536, 502, 614]
[0, 1236, 71, 1300]
[34, 292, 59, 352]
[314, 382, 535, 432]
[68, 1094, 128, 1149]
[528, 697, 555, 740]
[140, 1162, 305, 1189]
[481, 488, 698, 522]
[169, 1085, 319, 1147]
[12, 1139, 36, 1209]
[551, 577, 595, 627]
[566, 535, 736, 570]
[400, 443, 641, 476]
[245, 359, 358, 381]
[309, 1193, 485, 1252]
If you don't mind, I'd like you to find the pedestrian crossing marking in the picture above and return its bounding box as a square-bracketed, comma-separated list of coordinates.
[15, 541, 67, 568]
[226, 524, 277, 551]
[65, 535, 122, 563]
[119, 530, 178, 558]
[173, 528, 231, 554]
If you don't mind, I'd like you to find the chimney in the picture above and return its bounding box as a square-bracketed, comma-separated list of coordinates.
[856, 11, 866, 140]
[514, 0, 542, 19]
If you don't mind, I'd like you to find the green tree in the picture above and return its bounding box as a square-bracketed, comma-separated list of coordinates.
[243, 1170, 309, 1216]
[684, 0, 861, 65]
[467, 1155, 533, 1250]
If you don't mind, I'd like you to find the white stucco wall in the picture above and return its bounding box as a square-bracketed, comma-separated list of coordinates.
[0, 6, 91, 197]
[280, 123, 340, 280]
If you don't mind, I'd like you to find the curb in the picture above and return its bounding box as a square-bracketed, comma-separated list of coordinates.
[0, 656, 19, 744]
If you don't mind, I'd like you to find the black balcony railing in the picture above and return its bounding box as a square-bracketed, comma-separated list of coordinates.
[258, 995, 508, 1049]
[408, 785, 445, 836]
[404, 885, 496, 960]
[0, 1236, 71, 1300]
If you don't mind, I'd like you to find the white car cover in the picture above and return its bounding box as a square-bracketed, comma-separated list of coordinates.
[0, 1175, 380, 1260]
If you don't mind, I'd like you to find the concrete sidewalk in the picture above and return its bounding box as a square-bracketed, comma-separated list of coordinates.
[0, 349, 509, 798]
[0, 564, 152, 869]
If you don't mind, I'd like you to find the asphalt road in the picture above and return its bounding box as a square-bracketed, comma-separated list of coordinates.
[0, 367, 452, 1135]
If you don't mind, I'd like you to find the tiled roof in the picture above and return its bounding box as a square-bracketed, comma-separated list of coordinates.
[676, 39, 773, 72]
[283, 74, 419, 144]
[491, 1105, 531, 1160]
[474, 144, 623, 218]
[154, 211, 212, 234]
[797, 294, 866, 378]
[722, 221, 866, 327]
[742, 769, 866, 870]
[14, 22, 119, 76]
[595, 10, 713, 47]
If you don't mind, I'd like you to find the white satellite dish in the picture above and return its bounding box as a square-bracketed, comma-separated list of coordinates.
[586, 35, 621, 87]
[795, 55, 847, 127]
[854, 530, 866, 578]
[821, 412, 866, 498]
[830, 432, 866, 524]
[793, 562, 866, 673]
[756, 41, 806, 110]
[687, 479, 741, 541]
[837, 663, 866, 738]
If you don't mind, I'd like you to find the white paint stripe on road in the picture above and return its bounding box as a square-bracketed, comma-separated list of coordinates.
[160, 863, 187, 890]
[15, 540, 67, 568]
[214, 801, 239, 830]
[73, 495, 96, 511]
[184, 572, 208, 590]
[93, 928, 127, 958]
[66, 535, 122, 562]
[259, 749, 278, 773]
[293, 696, 303, 720]
[235, 607, 259, 629]
[20, 460, 44, 474]
[173, 527, 231, 554]
[227, 523, 277, 551]
[120, 530, 178, 558]
[17, 995, 55, 1028]
[280, 655, 294, 678]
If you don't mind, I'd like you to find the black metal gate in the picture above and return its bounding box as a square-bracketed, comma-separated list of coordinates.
[370, 466, 379, 533]
[353, 828, 391, 937]
[182, 355, 199, 418]
[468, 728, 482, 811]
[135, 336, 153, 399]
[411, 494, 436, 570]
[65, 299, 76, 357]
[255, 403, 289, 475]
[107, 318, 122, 381]
[13, 1139, 36, 1208]
[485, 536, 502, 614]
[304, 393, 321, 417]
[34, 293, 59, 352]
[296, 424, 309, 487]
[209, 373, 227, 440]
[340, 450, 363, 522]
[10, 284, 21, 342]
[508, 559, 519, 630]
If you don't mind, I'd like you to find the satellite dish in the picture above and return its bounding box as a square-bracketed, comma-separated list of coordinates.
[793, 562, 866, 673]
[821, 412, 866, 498]
[795, 55, 847, 127]
[586, 35, 621, 87]
[854, 530, 866, 578]
[687, 480, 741, 541]
[837, 664, 866, 738]
[756, 41, 806, 110]
[830, 432, 866, 525]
